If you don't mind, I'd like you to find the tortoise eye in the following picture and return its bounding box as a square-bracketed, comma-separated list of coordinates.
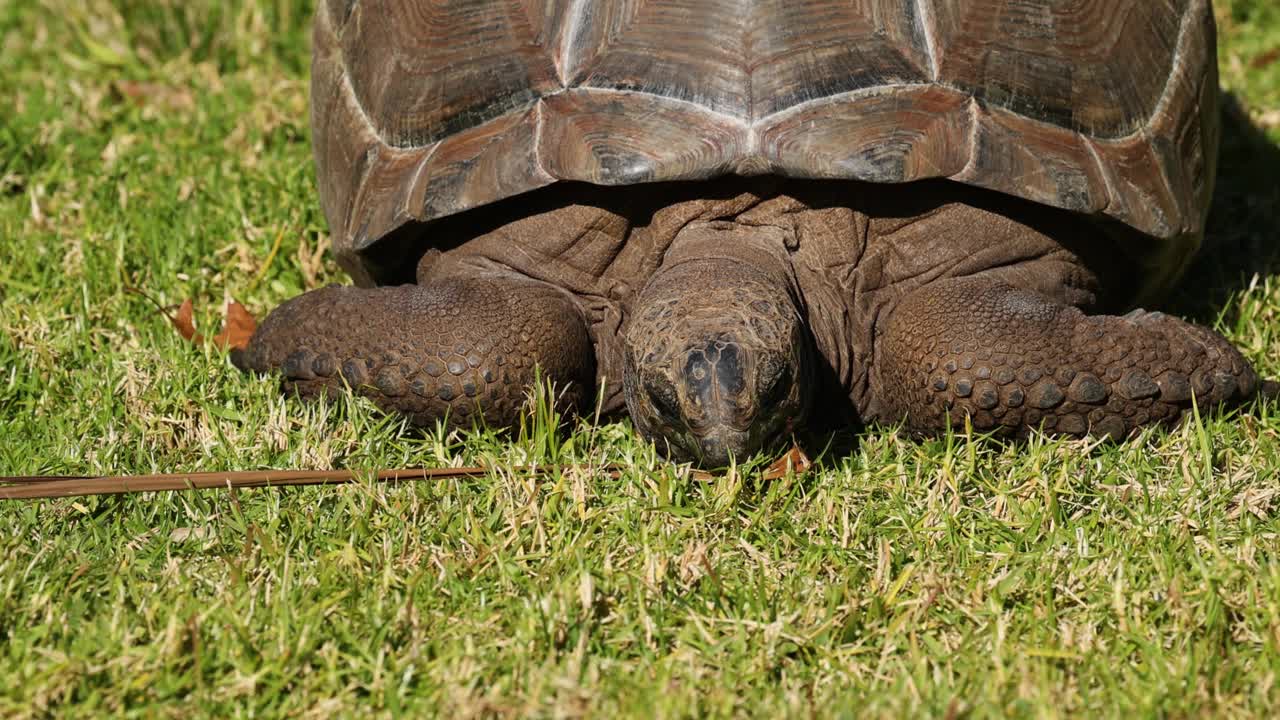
[758, 357, 793, 407]
[644, 377, 682, 421]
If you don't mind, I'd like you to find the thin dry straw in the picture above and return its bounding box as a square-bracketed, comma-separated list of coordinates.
[0, 448, 810, 500]
[0, 467, 574, 500]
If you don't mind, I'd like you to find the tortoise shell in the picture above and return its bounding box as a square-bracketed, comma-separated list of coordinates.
[311, 0, 1219, 284]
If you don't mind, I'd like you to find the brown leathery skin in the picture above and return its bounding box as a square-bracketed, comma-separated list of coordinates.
[236, 178, 1273, 453]
[235, 272, 596, 430]
[248, 179, 1267, 447]
[870, 277, 1261, 438]
[622, 242, 812, 466]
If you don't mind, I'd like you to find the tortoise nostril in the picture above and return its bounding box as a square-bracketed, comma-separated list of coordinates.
[714, 343, 746, 397]
[683, 348, 716, 410]
[683, 340, 747, 403]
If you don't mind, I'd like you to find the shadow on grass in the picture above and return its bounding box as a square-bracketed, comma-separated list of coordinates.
[1171, 93, 1280, 324]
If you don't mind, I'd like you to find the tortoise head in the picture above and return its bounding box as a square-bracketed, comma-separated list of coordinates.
[623, 258, 813, 467]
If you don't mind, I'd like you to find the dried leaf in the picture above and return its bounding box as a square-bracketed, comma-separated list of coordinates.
[688, 444, 812, 482]
[762, 445, 812, 481]
[172, 298, 199, 342]
[1251, 47, 1280, 70]
[148, 292, 255, 351]
[114, 80, 195, 111]
[211, 301, 257, 351]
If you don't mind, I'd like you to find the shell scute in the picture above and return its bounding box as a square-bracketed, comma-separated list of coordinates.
[316, 0, 1216, 278]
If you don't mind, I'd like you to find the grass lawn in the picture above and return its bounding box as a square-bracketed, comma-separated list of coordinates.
[3, 1, 1280, 716]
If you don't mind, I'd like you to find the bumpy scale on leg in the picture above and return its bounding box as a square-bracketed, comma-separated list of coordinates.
[872, 277, 1262, 439]
[235, 275, 596, 430]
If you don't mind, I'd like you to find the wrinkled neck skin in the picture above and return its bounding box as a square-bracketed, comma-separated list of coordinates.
[622, 222, 814, 467]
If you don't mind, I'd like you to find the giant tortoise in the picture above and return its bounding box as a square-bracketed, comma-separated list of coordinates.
[237, 0, 1268, 466]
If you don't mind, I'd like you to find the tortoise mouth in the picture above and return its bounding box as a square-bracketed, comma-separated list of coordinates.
[682, 421, 789, 469]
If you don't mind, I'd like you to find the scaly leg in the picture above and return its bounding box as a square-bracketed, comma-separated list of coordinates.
[871, 277, 1264, 438]
[235, 269, 596, 429]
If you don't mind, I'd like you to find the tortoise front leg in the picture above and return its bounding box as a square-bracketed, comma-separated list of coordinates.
[869, 276, 1265, 438]
[234, 271, 596, 430]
